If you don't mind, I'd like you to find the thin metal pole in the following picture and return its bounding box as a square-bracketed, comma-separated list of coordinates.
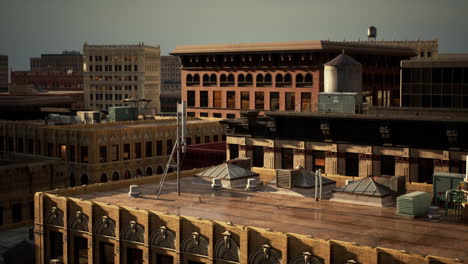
[177, 111, 181, 196]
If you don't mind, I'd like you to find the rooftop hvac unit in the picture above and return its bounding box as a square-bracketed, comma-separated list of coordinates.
[396, 191, 431, 217]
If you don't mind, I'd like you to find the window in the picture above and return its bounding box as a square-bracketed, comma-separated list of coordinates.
[146, 141, 152, 157]
[50, 231, 63, 261]
[111, 145, 119, 161]
[200, 112, 208, 117]
[264, 73, 272, 86]
[167, 140, 173, 155]
[285, 92, 295, 111]
[255, 92, 264, 110]
[281, 148, 294, 169]
[156, 141, 163, 156]
[12, 203, 22, 223]
[313, 151, 325, 172]
[241, 91, 250, 109]
[99, 146, 107, 163]
[204, 136, 210, 143]
[195, 136, 201, 144]
[74, 237, 88, 264]
[156, 254, 174, 264]
[213, 91, 222, 108]
[253, 146, 264, 167]
[16, 138, 23, 153]
[220, 74, 234, 87]
[135, 143, 142, 159]
[99, 242, 114, 264]
[213, 135, 219, 142]
[227, 114, 236, 118]
[127, 248, 143, 264]
[69, 145, 75, 162]
[80, 146, 88, 163]
[301, 93, 311, 112]
[227, 91, 236, 109]
[229, 144, 239, 160]
[187, 91, 195, 107]
[123, 144, 130, 160]
[345, 153, 359, 177]
[213, 113, 222, 118]
[186, 138, 192, 145]
[270, 92, 279, 110]
[47, 143, 54, 157]
[238, 74, 253, 87]
[381, 155, 395, 176]
[59, 144, 66, 160]
[200, 91, 208, 107]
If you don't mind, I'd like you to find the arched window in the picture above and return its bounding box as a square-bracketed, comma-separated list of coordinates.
[202, 74, 210, 87]
[80, 174, 89, 185]
[100, 173, 108, 183]
[124, 170, 131, 179]
[220, 74, 227, 83]
[245, 74, 253, 86]
[145, 167, 153, 176]
[275, 74, 284, 87]
[186, 74, 193, 86]
[256, 74, 264, 87]
[156, 165, 164, 174]
[210, 74, 217, 85]
[193, 74, 200, 85]
[264, 73, 272, 86]
[296, 74, 304, 84]
[284, 73, 292, 87]
[238, 74, 245, 83]
[112, 172, 119, 181]
[220, 74, 234, 87]
[304, 73, 313, 87]
[136, 168, 142, 177]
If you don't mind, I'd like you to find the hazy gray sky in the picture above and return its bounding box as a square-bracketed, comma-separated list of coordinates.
[1, 0, 467, 70]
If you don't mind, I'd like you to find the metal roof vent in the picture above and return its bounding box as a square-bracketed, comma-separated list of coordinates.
[211, 178, 222, 190]
[245, 178, 259, 191]
[128, 185, 141, 197]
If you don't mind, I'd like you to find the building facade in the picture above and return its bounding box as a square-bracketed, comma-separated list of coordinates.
[30, 51, 83, 73]
[83, 43, 161, 113]
[0, 118, 224, 185]
[34, 171, 464, 264]
[400, 54, 468, 108]
[11, 71, 83, 91]
[171, 41, 414, 119]
[161, 56, 181, 93]
[0, 152, 66, 230]
[0, 55, 8, 91]
[344, 39, 439, 60]
[221, 111, 467, 185]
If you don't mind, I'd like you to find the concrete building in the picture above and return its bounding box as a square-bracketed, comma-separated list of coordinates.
[83, 43, 161, 113]
[171, 40, 414, 119]
[400, 54, 468, 108]
[33, 170, 466, 264]
[30, 51, 83, 73]
[0, 152, 66, 230]
[0, 118, 224, 185]
[0, 55, 8, 91]
[160, 56, 182, 112]
[221, 110, 468, 188]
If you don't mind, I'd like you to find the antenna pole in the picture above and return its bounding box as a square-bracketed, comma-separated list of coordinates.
[176, 106, 181, 196]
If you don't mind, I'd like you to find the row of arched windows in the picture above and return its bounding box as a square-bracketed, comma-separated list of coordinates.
[186, 73, 314, 88]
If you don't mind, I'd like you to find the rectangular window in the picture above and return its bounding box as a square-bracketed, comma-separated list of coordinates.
[229, 144, 239, 160]
[123, 144, 130, 160]
[200, 112, 208, 117]
[213, 135, 219, 142]
[213, 91, 222, 108]
[187, 91, 195, 107]
[111, 145, 119, 161]
[270, 92, 279, 110]
[27, 139, 33, 154]
[166, 140, 173, 155]
[156, 141, 162, 156]
[380, 155, 395, 176]
[301, 93, 311, 112]
[16, 138, 23, 153]
[127, 248, 143, 264]
[255, 92, 264, 110]
[213, 113, 222, 118]
[135, 143, 142, 159]
[204, 136, 210, 143]
[195, 136, 201, 144]
[227, 91, 236, 109]
[313, 151, 325, 172]
[281, 148, 294, 169]
[241, 91, 250, 109]
[80, 146, 88, 163]
[145, 141, 152, 157]
[47, 143, 54, 157]
[200, 91, 208, 107]
[99, 242, 114, 264]
[253, 146, 264, 167]
[345, 153, 359, 177]
[12, 203, 22, 223]
[50, 231, 63, 261]
[59, 144, 67, 160]
[285, 92, 295, 111]
[100, 146, 107, 163]
[156, 254, 174, 264]
[74, 237, 88, 264]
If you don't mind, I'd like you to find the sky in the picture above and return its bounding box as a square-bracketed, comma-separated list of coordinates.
[1, 0, 467, 70]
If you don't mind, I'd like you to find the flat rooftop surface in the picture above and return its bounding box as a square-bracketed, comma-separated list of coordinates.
[74, 178, 468, 261]
[65, 118, 218, 131]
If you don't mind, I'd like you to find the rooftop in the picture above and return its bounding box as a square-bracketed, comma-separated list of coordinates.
[171, 40, 415, 56]
[72, 177, 468, 261]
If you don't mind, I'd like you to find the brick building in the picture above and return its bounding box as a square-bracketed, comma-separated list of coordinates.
[0, 118, 224, 185]
[170, 41, 414, 119]
[83, 43, 161, 113]
[11, 70, 83, 91]
[30, 51, 83, 73]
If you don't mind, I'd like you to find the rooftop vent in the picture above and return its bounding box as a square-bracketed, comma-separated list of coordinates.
[245, 178, 259, 191]
[211, 178, 222, 190]
[128, 185, 141, 197]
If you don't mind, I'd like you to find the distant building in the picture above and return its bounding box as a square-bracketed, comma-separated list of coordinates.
[171, 40, 414, 118]
[400, 54, 468, 108]
[83, 43, 161, 113]
[0, 118, 224, 185]
[0, 55, 8, 91]
[160, 56, 181, 112]
[30, 51, 83, 73]
[11, 70, 83, 91]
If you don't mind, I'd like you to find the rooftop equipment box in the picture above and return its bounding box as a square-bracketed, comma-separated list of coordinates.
[109, 106, 138, 122]
[318, 92, 362, 114]
[433, 172, 465, 205]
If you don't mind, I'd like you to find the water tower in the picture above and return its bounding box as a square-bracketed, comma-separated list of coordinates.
[368, 26, 377, 41]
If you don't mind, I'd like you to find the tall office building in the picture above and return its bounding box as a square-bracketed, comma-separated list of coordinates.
[83, 43, 161, 113]
[0, 55, 8, 91]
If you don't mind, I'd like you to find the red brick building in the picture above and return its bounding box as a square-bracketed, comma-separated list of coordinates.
[171, 41, 414, 118]
[11, 71, 83, 91]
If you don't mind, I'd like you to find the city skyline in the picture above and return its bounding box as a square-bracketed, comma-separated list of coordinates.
[1, 0, 468, 70]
